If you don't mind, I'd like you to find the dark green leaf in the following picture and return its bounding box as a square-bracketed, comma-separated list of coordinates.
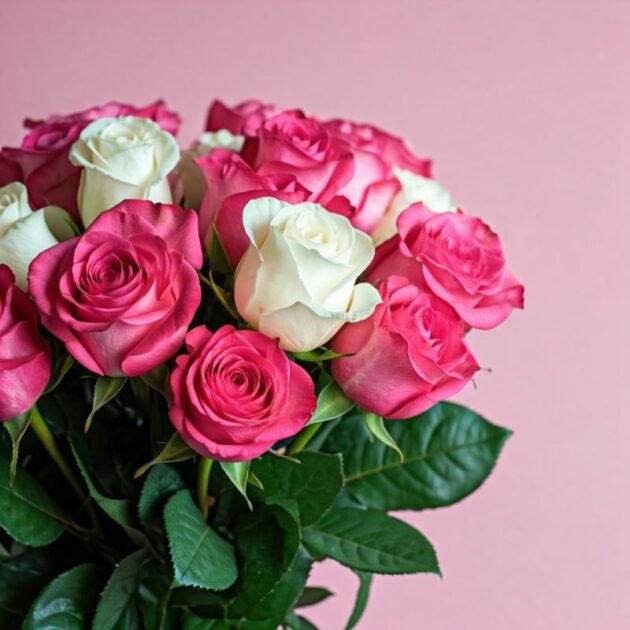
[303, 508, 440, 575]
[293, 348, 347, 362]
[308, 382, 355, 425]
[346, 570, 372, 629]
[286, 612, 319, 630]
[220, 461, 252, 509]
[44, 354, 75, 394]
[85, 376, 127, 432]
[92, 548, 172, 630]
[325, 403, 513, 511]
[208, 228, 233, 275]
[295, 586, 334, 608]
[164, 490, 237, 590]
[253, 452, 343, 526]
[23, 563, 104, 630]
[362, 412, 403, 461]
[140, 365, 171, 402]
[134, 433, 195, 479]
[138, 465, 185, 529]
[3, 412, 31, 484]
[0, 455, 67, 546]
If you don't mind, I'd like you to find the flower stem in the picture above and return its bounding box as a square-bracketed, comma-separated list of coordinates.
[287, 423, 321, 456]
[30, 406, 102, 535]
[196, 457, 214, 520]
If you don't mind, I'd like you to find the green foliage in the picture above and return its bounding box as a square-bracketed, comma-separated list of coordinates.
[85, 376, 127, 432]
[2, 412, 31, 484]
[308, 381, 355, 425]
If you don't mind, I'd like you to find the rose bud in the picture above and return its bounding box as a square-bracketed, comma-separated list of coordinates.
[0, 265, 51, 421]
[29, 200, 202, 377]
[169, 325, 316, 462]
[331, 275, 479, 419]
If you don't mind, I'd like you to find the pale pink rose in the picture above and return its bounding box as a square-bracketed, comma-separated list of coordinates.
[369, 204, 524, 329]
[331, 275, 478, 419]
[197, 149, 309, 267]
[205, 99, 280, 137]
[0, 265, 51, 421]
[29, 200, 202, 377]
[169, 325, 316, 462]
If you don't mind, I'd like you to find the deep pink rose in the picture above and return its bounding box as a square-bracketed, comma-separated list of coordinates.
[29, 200, 202, 377]
[0, 265, 51, 421]
[241, 111, 354, 204]
[197, 149, 309, 267]
[370, 204, 524, 330]
[169, 325, 316, 462]
[205, 99, 280, 137]
[322, 119, 432, 233]
[1, 100, 181, 219]
[331, 275, 478, 419]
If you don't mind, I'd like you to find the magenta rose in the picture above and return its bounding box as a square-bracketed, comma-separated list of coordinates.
[241, 111, 354, 204]
[205, 99, 280, 137]
[29, 200, 202, 377]
[169, 325, 316, 462]
[0, 265, 51, 421]
[197, 149, 309, 267]
[322, 118, 431, 233]
[370, 204, 524, 329]
[331, 275, 478, 419]
[0, 100, 181, 219]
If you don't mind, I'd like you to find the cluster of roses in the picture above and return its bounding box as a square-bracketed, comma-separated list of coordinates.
[0, 98, 523, 462]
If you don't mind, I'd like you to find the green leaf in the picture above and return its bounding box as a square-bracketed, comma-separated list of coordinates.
[0, 455, 67, 547]
[302, 508, 440, 575]
[140, 364, 171, 401]
[295, 586, 334, 608]
[164, 490, 237, 590]
[362, 412, 403, 461]
[208, 228, 233, 275]
[346, 570, 372, 629]
[220, 461, 252, 509]
[253, 452, 344, 526]
[92, 548, 173, 630]
[44, 354, 75, 394]
[85, 376, 127, 432]
[292, 348, 347, 362]
[23, 563, 104, 630]
[285, 612, 319, 630]
[308, 382, 355, 425]
[200, 271, 240, 321]
[139, 465, 185, 529]
[134, 433, 195, 479]
[324, 402, 513, 511]
[3, 412, 31, 484]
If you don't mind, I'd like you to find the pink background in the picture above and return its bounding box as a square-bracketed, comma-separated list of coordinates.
[1, 1, 628, 628]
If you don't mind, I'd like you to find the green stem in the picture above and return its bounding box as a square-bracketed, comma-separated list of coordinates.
[196, 457, 214, 520]
[30, 407, 102, 535]
[287, 423, 322, 456]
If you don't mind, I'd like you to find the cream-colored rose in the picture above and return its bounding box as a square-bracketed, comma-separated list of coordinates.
[234, 198, 381, 352]
[69, 116, 180, 227]
[174, 129, 245, 209]
[0, 182, 58, 290]
[371, 167, 457, 245]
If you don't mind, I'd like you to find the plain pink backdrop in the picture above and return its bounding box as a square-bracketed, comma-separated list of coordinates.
[1, 1, 628, 628]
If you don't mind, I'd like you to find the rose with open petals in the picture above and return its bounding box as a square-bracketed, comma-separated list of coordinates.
[0, 265, 51, 421]
[369, 204, 524, 329]
[331, 275, 478, 419]
[169, 325, 316, 462]
[29, 200, 202, 376]
[205, 98, 280, 137]
[197, 150, 309, 267]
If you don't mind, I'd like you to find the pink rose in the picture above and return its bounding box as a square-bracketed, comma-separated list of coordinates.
[169, 325, 316, 462]
[197, 149, 309, 267]
[29, 200, 202, 377]
[205, 99, 280, 136]
[241, 111, 354, 204]
[0, 265, 51, 421]
[331, 275, 478, 419]
[370, 204, 524, 329]
[0, 100, 181, 219]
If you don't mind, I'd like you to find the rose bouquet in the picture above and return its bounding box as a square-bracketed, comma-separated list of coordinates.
[0, 98, 523, 629]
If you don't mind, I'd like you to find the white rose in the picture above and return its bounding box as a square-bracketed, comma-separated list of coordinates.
[174, 129, 245, 209]
[371, 166, 457, 245]
[0, 182, 58, 290]
[234, 198, 381, 352]
[69, 116, 180, 227]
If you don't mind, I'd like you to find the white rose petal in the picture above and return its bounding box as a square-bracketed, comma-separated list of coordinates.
[69, 116, 180, 227]
[234, 197, 381, 352]
[371, 167, 457, 245]
[0, 182, 59, 290]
